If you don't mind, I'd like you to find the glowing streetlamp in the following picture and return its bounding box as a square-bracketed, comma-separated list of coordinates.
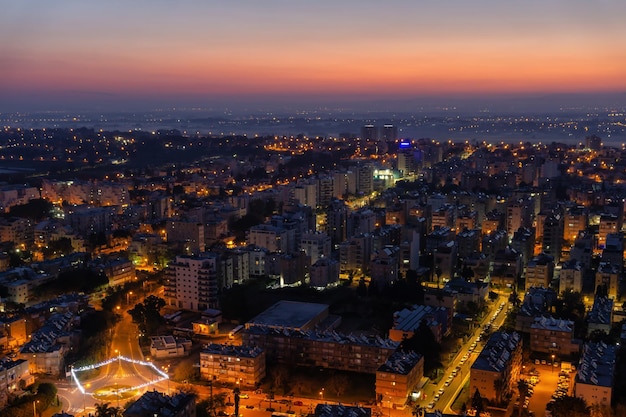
[32, 400, 39, 417]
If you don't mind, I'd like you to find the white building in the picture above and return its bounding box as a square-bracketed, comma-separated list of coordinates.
[164, 254, 219, 311]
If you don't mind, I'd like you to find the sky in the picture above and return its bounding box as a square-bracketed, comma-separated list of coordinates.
[1, 0, 626, 113]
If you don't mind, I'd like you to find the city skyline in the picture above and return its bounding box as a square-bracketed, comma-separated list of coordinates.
[2, 1, 626, 113]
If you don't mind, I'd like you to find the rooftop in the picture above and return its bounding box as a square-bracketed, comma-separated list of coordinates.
[202, 343, 264, 359]
[124, 390, 195, 417]
[472, 331, 521, 373]
[377, 350, 422, 375]
[315, 404, 371, 417]
[587, 296, 613, 325]
[244, 326, 399, 350]
[246, 300, 329, 331]
[530, 316, 574, 332]
[576, 341, 616, 388]
[392, 305, 445, 332]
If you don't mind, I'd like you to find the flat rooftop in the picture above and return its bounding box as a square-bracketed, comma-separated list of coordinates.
[246, 300, 329, 331]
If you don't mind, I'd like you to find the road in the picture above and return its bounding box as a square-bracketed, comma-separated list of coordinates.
[57, 304, 164, 416]
[415, 293, 510, 415]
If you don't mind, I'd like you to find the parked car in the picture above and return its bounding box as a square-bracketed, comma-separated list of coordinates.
[293, 401, 304, 406]
[239, 393, 249, 399]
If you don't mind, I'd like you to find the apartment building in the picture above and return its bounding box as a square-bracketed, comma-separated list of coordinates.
[376, 350, 424, 408]
[199, 344, 266, 387]
[574, 342, 616, 407]
[470, 332, 522, 403]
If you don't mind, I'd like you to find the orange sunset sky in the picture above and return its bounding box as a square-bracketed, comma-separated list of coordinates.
[1, 1, 625, 111]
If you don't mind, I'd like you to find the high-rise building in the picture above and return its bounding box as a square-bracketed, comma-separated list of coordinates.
[164, 254, 219, 311]
[326, 199, 348, 245]
[542, 213, 563, 261]
[563, 206, 587, 244]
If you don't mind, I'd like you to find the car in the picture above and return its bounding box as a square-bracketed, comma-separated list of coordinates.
[293, 401, 303, 406]
[434, 394, 440, 401]
[438, 388, 444, 395]
[218, 412, 229, 416]
[427, 402, 435, 410]
[287, 411, 296, 415]
[278, 399, 290, 404]
[239, 393, 249, 399]
[451, 370, 458, 377]
[245, 405, 254, 409]
[541, 360, 547, 365]
[444, 379, 451, 387]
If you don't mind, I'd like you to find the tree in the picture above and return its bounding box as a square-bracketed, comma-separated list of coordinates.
[42, 237, 74, 258]
[327, 373, 350, 398]
[269, 365, 290, 394]
[401, 320, 442, 374]
[547, 395, 590, 417]
[128, 295, 165, 336]
[517, 379, 529, 401]
[471, 389, 484, 415]
[8, 198, 52, 221]
[94, 402, 121, 417]
[173, 359, 197, 382]
[493, 378, 505, 405]
[201, 392, 227, 416]
[461, 265, 475, 281]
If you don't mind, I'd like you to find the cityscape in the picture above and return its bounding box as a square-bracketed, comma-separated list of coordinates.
[2, 2, 626, 417]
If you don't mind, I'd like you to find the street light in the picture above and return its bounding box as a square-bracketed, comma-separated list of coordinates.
[83, 383, 91, 413]
[319, 388, 324, 403]
[32, 400, 39, 417]
[551, 354, 555, 373]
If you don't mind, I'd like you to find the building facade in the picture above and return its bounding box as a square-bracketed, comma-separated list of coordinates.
[199, 344, 266, 387]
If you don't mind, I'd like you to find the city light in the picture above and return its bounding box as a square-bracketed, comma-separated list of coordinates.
[70, 355, 169, 395]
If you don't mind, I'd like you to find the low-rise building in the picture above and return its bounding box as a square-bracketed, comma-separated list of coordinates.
[574, 342, 616, 407]
[524, 253, 554, 290]
[18, 311, 77, 376]
[376, 350, 424, 408]
[123, 390, 196, 417]
[529, 316, 579, 357]
[389, 305, 448, 343]
[558, 259, 583, 294]
[470, 332, 522, 404]
[314, 404, 371, 417]
[242, 326, 398, 374]
[443, 279, 488, 308]
[0, 359, 33, 408]
[99, 257, 135, 287]
[586, 296, 613, 337]
[149, 336, 192, 359]
[595, 262, 620, 299]
[199, 344, 265, 387]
